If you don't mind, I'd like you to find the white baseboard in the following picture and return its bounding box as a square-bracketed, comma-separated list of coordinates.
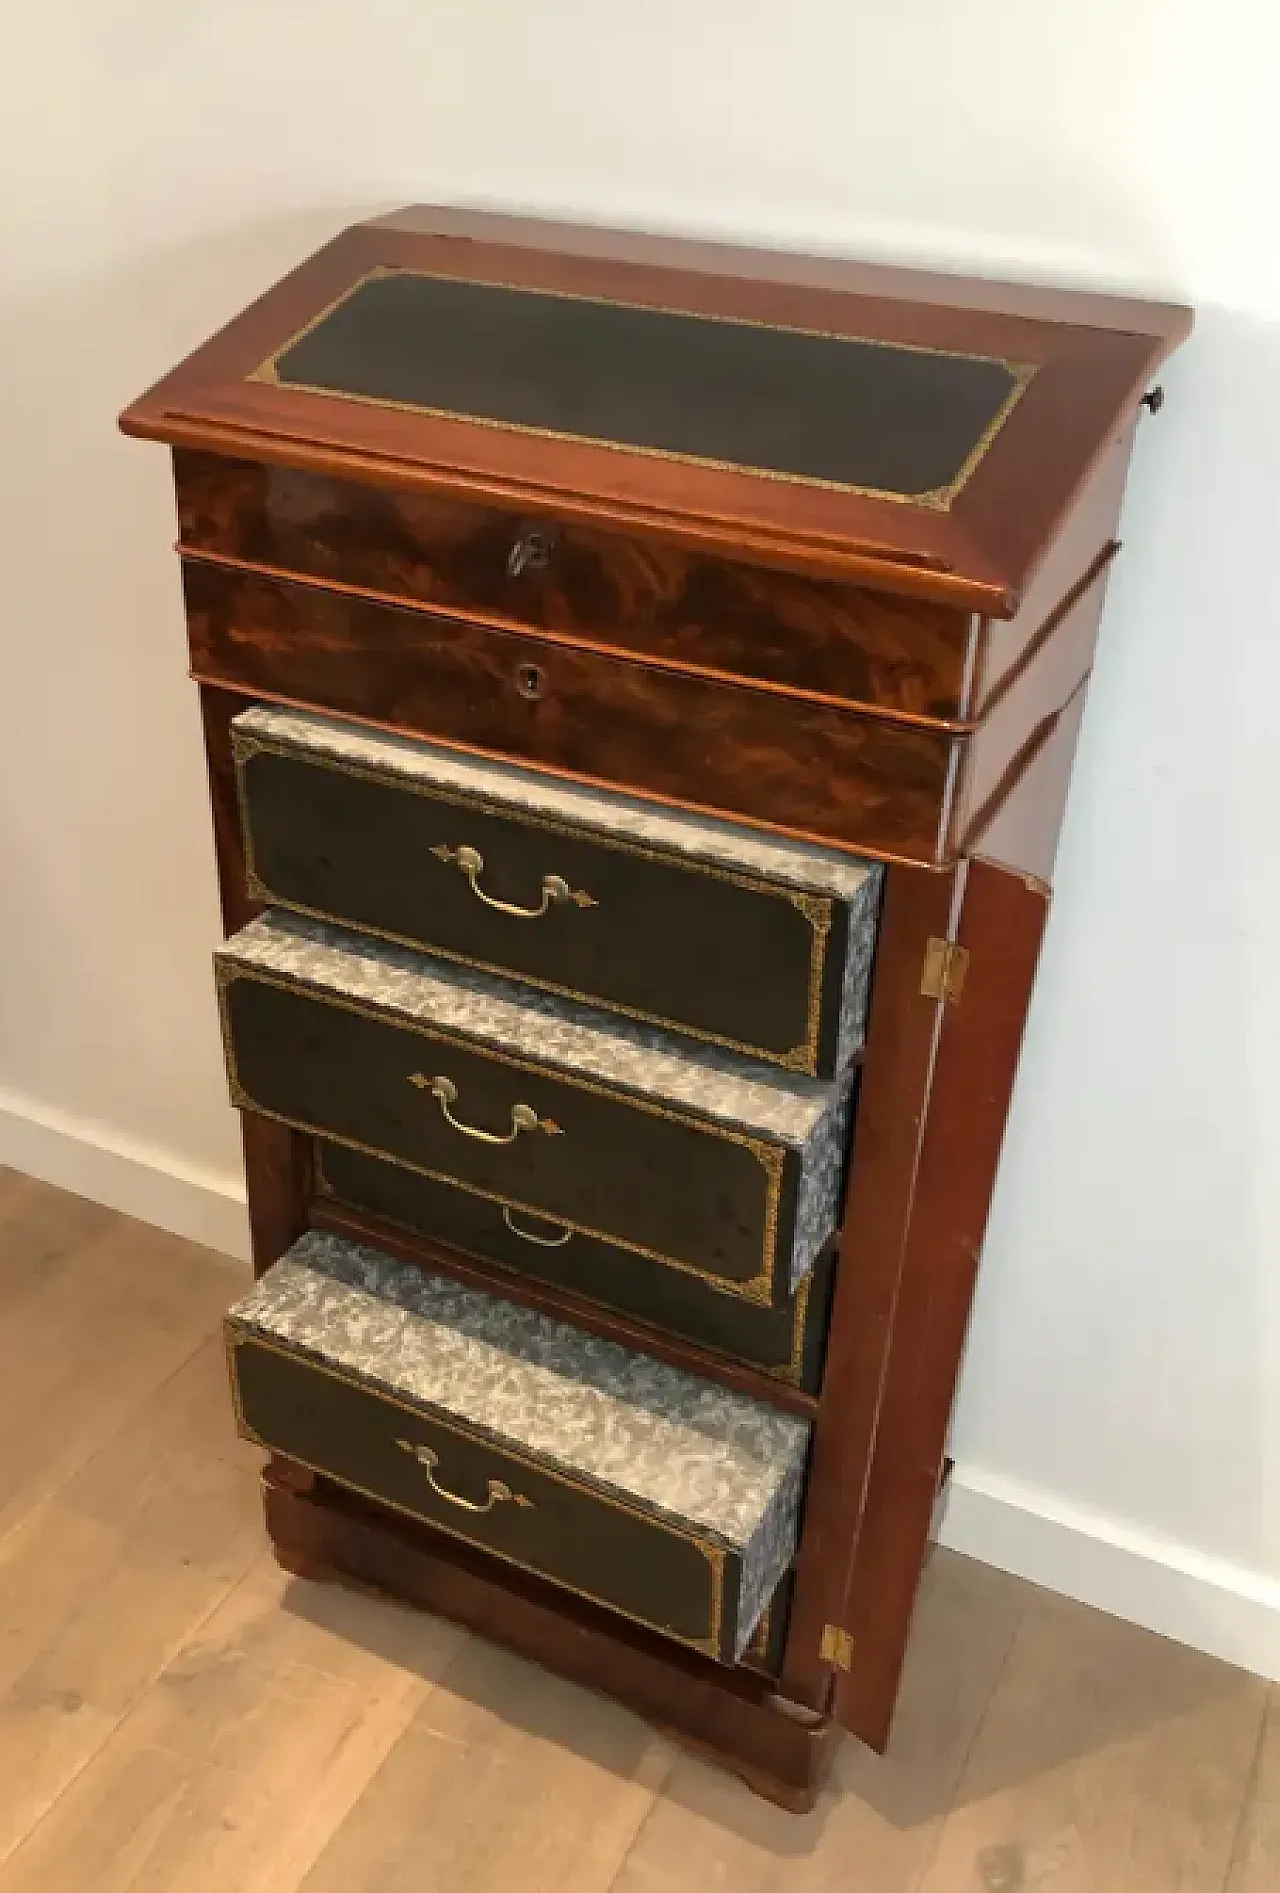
[0, 1085, 251, 1263]
[940, 1464, 1280, 1684]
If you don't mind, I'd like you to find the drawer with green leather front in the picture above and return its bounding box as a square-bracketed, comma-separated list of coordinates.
[225, 1229, 810, 1662]
[215, 911, 854, 1308]
[231, 705, 881, 1079]
[314, 1139, 838, 1390]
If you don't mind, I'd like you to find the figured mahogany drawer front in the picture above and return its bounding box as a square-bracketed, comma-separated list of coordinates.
[216, 912, 853, 1307]
[233, 706, 881, 1078]
[315, 1141, 837, 1391]
[185, 561, 962, 864]
[226, 1232, 810, 1662]
[176, 451, 974, 720]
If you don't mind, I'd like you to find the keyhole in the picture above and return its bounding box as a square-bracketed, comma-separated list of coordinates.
[507, 530, 555, 579]
[515, 663, 545, 701]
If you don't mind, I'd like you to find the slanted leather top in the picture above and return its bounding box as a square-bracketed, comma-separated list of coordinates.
[120, 205, 1190, 614]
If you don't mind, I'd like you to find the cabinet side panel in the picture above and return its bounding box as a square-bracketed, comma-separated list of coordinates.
[970, 422, 1136, 715]
[949, 423, 1137, 862]
[835, 857, 1049, 1745]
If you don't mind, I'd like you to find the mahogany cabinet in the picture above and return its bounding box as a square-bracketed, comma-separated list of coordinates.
[120, 205, 1189, 1809]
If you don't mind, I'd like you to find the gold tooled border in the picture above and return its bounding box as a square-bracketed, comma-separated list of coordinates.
[227, 1325, 727, 1658]
[232, 725, 834, 1076]
[248, 264, 1038, 512]
[216, 958, 789, 1306]
[742, 1580, 781, 1671]
[310, 1141, 815, 1387]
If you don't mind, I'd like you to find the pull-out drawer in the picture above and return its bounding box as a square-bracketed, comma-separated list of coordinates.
[315, 1141, 837, 1391]
[183, 561, 965, 865]
[233, 706, 881, 1079]
[216, 912, 854, 1307]
[225, 1231, 810, 1662]
[176, 451, 975, 720]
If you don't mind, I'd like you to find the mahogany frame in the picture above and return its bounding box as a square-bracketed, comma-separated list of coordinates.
[133, 209, 1191, 1810]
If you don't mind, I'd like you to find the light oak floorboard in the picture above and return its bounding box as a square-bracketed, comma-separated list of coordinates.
[0, 1169, 117, 1320]
[1224, 1690, 1280, 1893]
[298, 1634, 675, 1893]
[612, 1549, 1028, 1893]
[0, 1557, 465, 1893]
[0, 1339, 265, 1861]
[0, 1204, 246, 1543]
[917, 1588, 1270, 1893]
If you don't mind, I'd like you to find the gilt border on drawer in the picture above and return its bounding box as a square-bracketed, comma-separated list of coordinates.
[247, 265, 1037, 512]
[309, 1143, 818, 1387]
[231, 725, 835, 1077]
[215, 961, 788, 1305]
[225, 1327, 726, 1657]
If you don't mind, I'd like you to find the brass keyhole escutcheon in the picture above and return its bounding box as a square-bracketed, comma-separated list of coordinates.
[507, 528, 555, 578]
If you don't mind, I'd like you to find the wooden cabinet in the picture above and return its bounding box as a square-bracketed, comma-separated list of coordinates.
[120, 204, 1189, 1811]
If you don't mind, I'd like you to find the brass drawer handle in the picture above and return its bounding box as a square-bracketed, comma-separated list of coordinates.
[396, 1439, 534, 1513]
[503, 1206, 573, 1248]
[431, 843, 596, 918]
[409, 1073, 562, 1144]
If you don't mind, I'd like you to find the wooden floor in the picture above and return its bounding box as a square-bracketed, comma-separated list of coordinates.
[0, 1167, 1276, 1891]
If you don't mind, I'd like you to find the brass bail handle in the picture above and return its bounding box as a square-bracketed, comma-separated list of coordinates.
[430, 843, 596, 919]
[396, 1439, 534, 1514]
[502, 1206, 573, 1248]
[408, 1073, 562, 1144]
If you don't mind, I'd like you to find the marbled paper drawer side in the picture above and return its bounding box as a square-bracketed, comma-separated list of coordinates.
[741, 1568, 795, 1679]
[232, 706, 881, 1079]
[315, 1141, 838, 1392]
[216, 912, 855, 1307]
[225, 1232, 810, 1662]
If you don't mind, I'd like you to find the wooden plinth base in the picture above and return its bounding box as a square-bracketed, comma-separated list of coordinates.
[262, 1462, 838, 1812]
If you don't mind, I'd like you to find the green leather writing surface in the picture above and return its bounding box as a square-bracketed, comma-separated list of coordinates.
[259, 269, 1031, 504]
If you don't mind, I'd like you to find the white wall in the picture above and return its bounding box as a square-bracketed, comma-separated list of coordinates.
[2, 2, 1278, 1675]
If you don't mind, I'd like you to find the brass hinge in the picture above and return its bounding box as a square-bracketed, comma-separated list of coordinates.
[820, 1623, 855, 1671]
[921, 937, 970, 1005]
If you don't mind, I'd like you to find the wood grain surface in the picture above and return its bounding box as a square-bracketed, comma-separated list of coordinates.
[185, 562, 960, 863]
[120, 210, 1190, 610]
[176, 452, 977, 721]
[835, 859, 1050, 1749]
